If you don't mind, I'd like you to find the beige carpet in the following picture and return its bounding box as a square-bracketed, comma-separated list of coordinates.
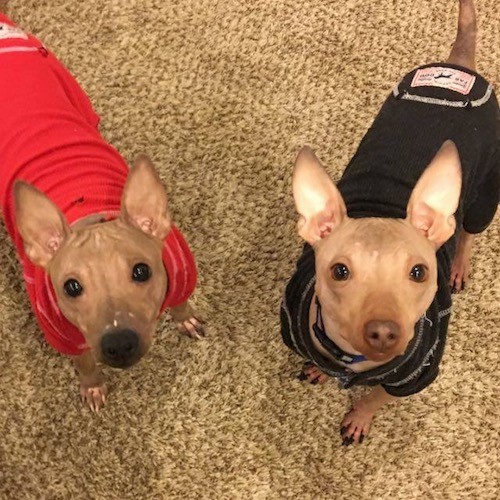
[0, 0, 498, 498]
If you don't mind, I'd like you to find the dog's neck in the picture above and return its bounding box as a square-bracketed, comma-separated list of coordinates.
[308, 293, 390, 373]
[312, 297, 367, 364]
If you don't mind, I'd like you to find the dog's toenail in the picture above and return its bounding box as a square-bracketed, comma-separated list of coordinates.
[342, 436, 354, 446]
[359, 434, 365, 444]
[340, 426, 347, 435]
[297, 372, 307, 381]
[345, 436, 354, 446]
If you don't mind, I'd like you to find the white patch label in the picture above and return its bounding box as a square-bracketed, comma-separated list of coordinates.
[411, 67, 476, 95]
[0, 22, 28, 41]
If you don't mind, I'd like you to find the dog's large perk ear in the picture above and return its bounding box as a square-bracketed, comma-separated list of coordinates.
[121, 154, 171, 240]
[14, 182, 71, 268]
[292, 146, 347, 244]
[406, 140, 462, 248]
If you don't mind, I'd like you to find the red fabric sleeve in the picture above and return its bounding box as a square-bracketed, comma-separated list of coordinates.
[160, 226, 198, 310]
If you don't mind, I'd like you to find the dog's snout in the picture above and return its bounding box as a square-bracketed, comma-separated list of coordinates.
[363, 320, 400, 353]
[101, 329, 140, 368]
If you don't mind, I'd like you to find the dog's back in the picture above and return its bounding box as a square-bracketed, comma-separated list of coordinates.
[337, 67, 499, 242]
[0, 14, 128, 249]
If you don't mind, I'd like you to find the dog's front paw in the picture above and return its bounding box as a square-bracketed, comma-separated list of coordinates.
[449, 230, 474, 294]
[449, 254, 471, 293]
[175, 316, 206, 340]
[170, 302, 206, 340]
[80, 383, 107, 413]
[298, 362, 329, 385]
[340, 404, 375, 446]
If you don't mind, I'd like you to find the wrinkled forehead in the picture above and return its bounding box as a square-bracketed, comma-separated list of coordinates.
[77, 220, 153, 246]
[51, 221, 160, 270]
[316, 217, 436, 262]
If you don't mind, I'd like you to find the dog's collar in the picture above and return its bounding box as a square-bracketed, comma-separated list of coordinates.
[312, 298, 367, 364]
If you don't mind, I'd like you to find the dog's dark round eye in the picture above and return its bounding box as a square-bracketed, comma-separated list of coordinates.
[64, 279, 84, 297]
[132, 263, 151, 282]
[410, 264, 427, 283]
[331, 263, 350, 281]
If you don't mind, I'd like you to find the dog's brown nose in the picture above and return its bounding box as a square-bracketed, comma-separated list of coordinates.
[363, 320, 400, 353]
[101, 329, 140, 368]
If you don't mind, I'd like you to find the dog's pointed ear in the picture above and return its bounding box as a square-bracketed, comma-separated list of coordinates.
[406, 140, 462, 248]
[121, 154, 171, 239]
[292, 146, 347, 244]
[14, 182, 71, 268]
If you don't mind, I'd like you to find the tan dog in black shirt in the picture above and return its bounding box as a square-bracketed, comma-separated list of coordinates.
[281, 0, 498, 445]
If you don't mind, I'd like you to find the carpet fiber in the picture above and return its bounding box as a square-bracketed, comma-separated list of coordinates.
[0, 1, 498, 498]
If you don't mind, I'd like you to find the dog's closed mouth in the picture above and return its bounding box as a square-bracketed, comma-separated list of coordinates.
[365, 351, 393, 362]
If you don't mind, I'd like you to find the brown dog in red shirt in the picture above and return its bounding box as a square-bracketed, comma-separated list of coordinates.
[0, 12, 204, 411]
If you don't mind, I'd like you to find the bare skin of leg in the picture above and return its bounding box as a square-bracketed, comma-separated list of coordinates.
[449, 229, 475, 293]
[170, 301, 206, 339]
[341, 385, 397, 445]
[446, 0, 477, 71]
[71, 350, 107, 412]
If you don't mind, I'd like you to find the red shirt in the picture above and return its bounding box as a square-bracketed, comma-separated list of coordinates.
[0, 15, 197, 355]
